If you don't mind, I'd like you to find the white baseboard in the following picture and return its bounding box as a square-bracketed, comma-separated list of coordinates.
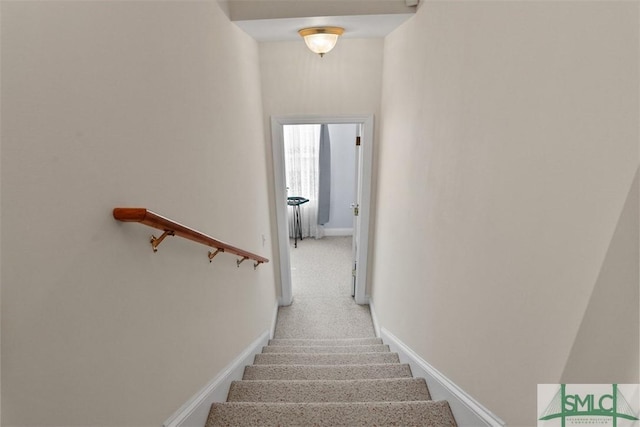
[270, 301, 279, 339]
[278, 294, 293, 307]
[380, 327, 505, 427]
[323, 228, 353, 237]
[369, 299, 501, 425]
[162, 330, 270, 427]
[368, 298, 381, 338]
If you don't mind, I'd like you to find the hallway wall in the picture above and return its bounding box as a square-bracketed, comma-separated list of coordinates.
[371, 2, 639, 425]
[1, 2, 276, 425]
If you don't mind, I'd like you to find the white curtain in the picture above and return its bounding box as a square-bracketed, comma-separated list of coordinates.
[284, 124, 324, 239]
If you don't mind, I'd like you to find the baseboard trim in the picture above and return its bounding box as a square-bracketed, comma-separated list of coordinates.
[323, 228, 353, 237]
[270, 301, 279, 339]
[368, 298, 381, 338]
[380, 327, 505, 427]
[278, 294, 293, 307]
[162, 330, 270, 427]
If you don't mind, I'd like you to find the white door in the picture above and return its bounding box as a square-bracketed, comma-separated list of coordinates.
[351, 128, 363, 297]
[272, 114, 373, 306]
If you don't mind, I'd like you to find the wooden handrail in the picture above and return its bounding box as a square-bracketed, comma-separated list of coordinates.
[113, 207, 268, 268]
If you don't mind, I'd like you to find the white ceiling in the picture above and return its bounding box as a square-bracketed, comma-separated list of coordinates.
[233, 13, 415, 42]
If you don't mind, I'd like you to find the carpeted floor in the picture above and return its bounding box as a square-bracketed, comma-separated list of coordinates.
[289, 236, 353, 298]
[273, 236, 375, 339]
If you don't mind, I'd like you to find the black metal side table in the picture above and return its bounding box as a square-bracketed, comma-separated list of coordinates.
[287, 196, 309, 248]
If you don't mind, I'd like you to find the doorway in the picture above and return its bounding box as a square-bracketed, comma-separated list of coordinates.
[271, 115, 373, 306]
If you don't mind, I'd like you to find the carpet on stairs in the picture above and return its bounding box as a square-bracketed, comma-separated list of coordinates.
[207, 238, 456, 425]
[206, 337, 457, 426]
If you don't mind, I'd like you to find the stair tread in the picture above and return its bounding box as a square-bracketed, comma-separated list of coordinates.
[262, 344, 389, 354]
[227, 378, 431, 402]
[269, 338, 383, 346]
[207, 401, 457, 427]
[254, 352, 400, 365]
[242, 363, 413, 380]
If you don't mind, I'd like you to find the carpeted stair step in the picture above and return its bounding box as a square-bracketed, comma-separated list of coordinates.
[254, 352, 400, 365]
[227, 378, 431, 402]
[268, 337, 383, 346]
[242, 363, 413, 380]
[261, 344, 389, 354]
[207, 401, 457, 426]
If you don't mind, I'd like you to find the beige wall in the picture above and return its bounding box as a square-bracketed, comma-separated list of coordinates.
[371, 2, 639, 426]
[561, 171, 639, 383]
[258, 38, 384, 298]
[259, 38, 383, 117]
[1, 1, 276, 425]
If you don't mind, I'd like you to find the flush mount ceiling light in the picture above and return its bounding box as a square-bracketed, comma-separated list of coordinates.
[298, 27, 345, 57]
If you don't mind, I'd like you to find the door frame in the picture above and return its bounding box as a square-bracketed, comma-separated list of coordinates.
[271, 114, 374, 306]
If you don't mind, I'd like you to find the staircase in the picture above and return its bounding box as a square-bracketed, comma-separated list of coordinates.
[206, 337, 457, 426]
